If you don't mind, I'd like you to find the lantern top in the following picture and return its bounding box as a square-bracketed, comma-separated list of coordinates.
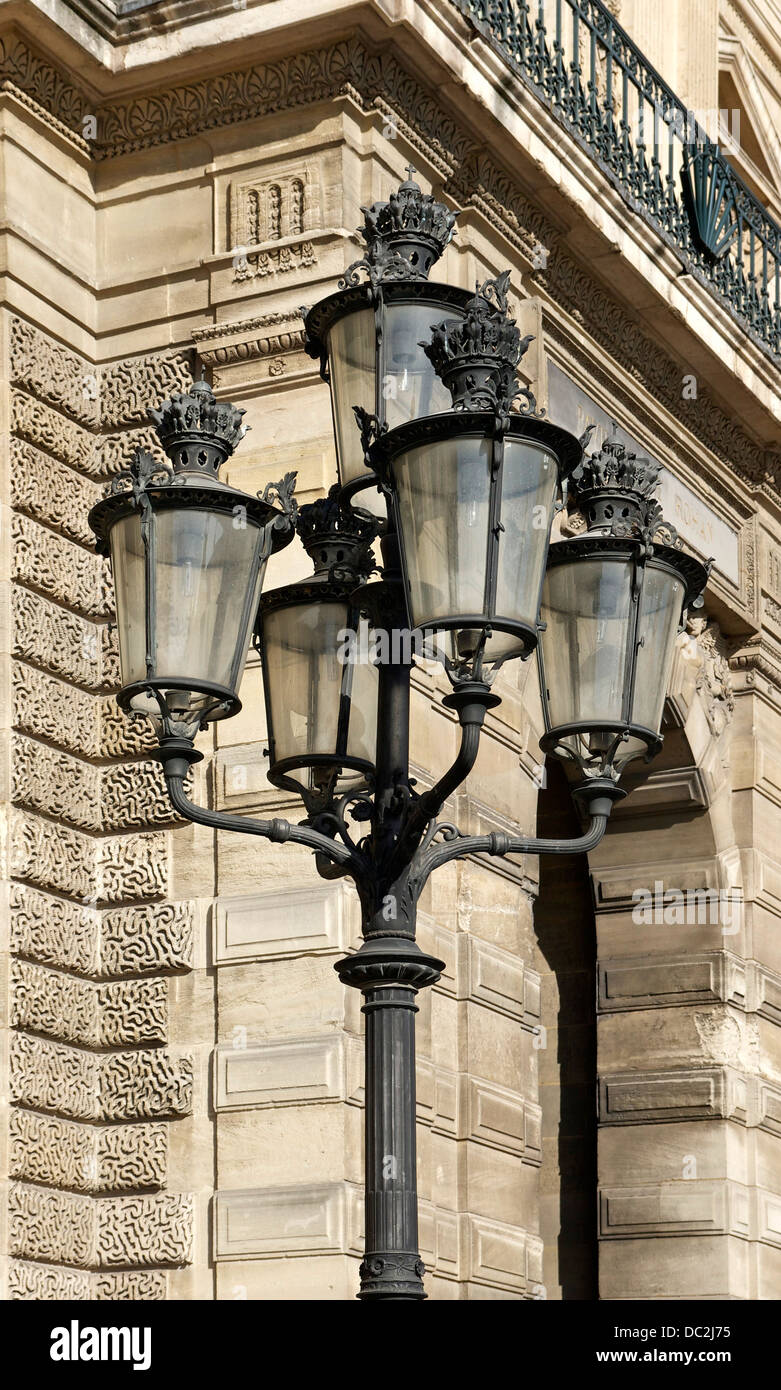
[148, 378, 247, 483]
[569, 424, 670, 539]
[343, 167, 458, 287]
[421, 271, 538, 415]
[296, 484, 378, 580]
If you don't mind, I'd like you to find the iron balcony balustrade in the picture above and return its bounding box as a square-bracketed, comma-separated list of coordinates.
[450, 0, 781, 362]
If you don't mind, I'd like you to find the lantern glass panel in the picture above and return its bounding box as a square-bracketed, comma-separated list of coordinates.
[541, 553, 634, 724]
[491, 441, 558, 661]
[632, 565, 684, 731]
[384, 302, 459, 430]
[328, 309, 376, 488]
[262, 601, 377, 793]
[394, 435, 558, 665]
[109, 507, 264, 723]
[394, 433, 491, 632]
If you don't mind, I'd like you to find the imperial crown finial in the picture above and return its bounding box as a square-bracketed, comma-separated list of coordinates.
[421, 271, 537, 413]
[149, 378, 248, 479]
[570, 424, 668, 539]
[296, 484, 377, 579]
[340, 175, 458, 287]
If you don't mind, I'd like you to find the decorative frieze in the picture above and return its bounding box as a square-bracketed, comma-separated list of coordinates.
[10, 959, 168, 1047]
[9, 808, 168, 902]
[7, 1261, 167, 1301]
[233, 240, 316, 283]
[9, 1110, 167, 1193]
[8, 1184, 193, 1268]
[10, 1033, 193, 1121]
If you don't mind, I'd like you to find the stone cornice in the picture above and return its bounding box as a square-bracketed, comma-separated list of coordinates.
[2, 25, 779, 509]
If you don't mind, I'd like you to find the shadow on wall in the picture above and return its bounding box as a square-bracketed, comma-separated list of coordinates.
[533, 758, 598, 1301]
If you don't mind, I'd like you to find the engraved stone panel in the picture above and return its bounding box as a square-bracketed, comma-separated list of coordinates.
[600, 1183, 726, 1236]
[100, 350, 193, 429]
[13, 587, 103, 690]
[10, 808, 168, 902]
[12, 522, 106, 643]
[214, 1183, 346, 1258]
[11, 389, 94, 474]
[213, 883, 353, 962]
[599, 1068, 728, 1123]
[7, 1261, 167, 1301]
[8, 1185, 193, 1267]
[214, 1037, 344, 1110]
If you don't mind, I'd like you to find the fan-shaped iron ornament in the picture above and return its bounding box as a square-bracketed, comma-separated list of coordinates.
[681, 142, 739, 260]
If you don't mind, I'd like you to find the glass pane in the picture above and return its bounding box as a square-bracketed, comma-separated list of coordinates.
[153, 508, 263, 693]
[383, 302, 463, 430]
[110, 512, 147, 688]
[328, 309, 376, 488]
[394, 434, 491, 636]
[489, 441, 558, 662]
[263, 602, 377, 794]
[540, 556, 634, 729]
[632, 565, 684, 732]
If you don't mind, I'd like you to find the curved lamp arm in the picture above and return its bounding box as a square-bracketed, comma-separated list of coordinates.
[157, 744, 356, 870]
[419, 809, 610, 879]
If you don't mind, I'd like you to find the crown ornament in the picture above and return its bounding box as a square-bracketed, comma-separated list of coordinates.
[422, 271, 537, 413]
[340, 168, 458, 288]
[570, 424, 677, 545]
[149, 378, 248, 479]
[297, 485, 377, 581]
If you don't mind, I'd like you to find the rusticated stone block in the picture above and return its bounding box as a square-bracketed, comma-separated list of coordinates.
[8, 1184, 193, 1268]
[11, 735, 180, 832]
[10, 1033, 193, 1120]
[11, 389, 95, 474]
[7, 1261, 167, 1301]
[9, 808, 168, 902]
[98, 427, 166, 478]
[100, 349, 193, 428]
[12, 734, 102, 830]
[9, 884, 194, 977]
[13, 512, 111, 619]
[9, 1110, 167, 1192]
[10, 316, 98, 427]
[13, 661, 157, 759]
[11, 437, 101, 545]
[13, 586, 103, 690]
[10, 959, 168, 1046]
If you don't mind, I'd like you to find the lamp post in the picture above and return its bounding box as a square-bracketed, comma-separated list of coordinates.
[90, 176, 709, 1302]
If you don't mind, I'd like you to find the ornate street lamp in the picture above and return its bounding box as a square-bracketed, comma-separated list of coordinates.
[89, 380, 297, 741]
[303, 167, 470, 516]
[368, 271, 581, 676]
[91, 177, 710, 1304]
[257, 486, 379, 814]
[537, 428, 711, 782]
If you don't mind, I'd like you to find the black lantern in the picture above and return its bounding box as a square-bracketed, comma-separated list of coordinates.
[537, 429, 710, 779]
[89, 380, 296, 740]
[257, 486, 379, 812]
[303, 169, 470, 517]
[371, 273, 582, 677]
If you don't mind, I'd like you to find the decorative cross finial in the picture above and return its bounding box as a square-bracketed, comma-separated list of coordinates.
[404, 163, 416, 181]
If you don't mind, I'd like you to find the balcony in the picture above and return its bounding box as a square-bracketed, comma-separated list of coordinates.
[450, 0, 781, 363]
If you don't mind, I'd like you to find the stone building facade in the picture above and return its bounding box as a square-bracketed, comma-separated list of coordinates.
[1, 0, 781, 1300]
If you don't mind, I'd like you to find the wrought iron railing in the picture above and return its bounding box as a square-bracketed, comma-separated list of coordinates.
[450, 0, 781, 361]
